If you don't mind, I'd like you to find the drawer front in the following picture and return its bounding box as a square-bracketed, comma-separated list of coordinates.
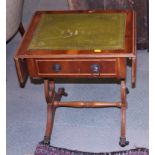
[33, 58, 126, 78]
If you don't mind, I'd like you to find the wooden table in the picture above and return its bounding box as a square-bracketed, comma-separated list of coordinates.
[14, 10, 136, 147]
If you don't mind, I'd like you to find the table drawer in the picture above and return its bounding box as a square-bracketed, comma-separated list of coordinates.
[31, 58, 126, 78]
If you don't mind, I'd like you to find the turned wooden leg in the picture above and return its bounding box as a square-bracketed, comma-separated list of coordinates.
[40, 79, 67, 145]
[41, 104, 56, 145]
[132, 57, 136, 88]
[39, 80, 55, 145]
[119, 80, 129, 147]
[18, 22, 25, 36]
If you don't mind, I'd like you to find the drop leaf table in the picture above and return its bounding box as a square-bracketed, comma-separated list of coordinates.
[14, 10, 136, 147]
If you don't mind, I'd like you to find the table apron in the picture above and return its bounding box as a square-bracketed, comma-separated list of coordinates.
[26, 58, 126, 79]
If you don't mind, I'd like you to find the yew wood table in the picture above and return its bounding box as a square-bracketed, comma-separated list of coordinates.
[14, 10, 136, 147]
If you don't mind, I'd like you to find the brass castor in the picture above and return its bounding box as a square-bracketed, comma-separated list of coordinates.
[126, 88, 130, 94]
[39, 136, 50, 145]
[119, 137, 129, 147]
[58, 88, 68, 97]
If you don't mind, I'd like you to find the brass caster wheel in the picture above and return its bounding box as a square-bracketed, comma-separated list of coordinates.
[39, 136, 50, 146]
[126, 88, 130, 94]
[119, 137, 129, 147]
[58, 88, 68, 96]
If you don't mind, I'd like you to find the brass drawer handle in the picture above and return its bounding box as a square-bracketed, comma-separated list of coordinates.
[52, 64, 61, 72]
[90, 64, 101, 74]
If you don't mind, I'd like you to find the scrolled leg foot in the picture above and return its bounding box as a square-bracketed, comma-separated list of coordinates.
[58, 88, 68, 96]
[119, 137, 129, 147]
[39, 136, 50, 145]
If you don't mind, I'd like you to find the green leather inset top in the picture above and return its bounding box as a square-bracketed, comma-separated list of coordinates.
[28, 13, 126, 51]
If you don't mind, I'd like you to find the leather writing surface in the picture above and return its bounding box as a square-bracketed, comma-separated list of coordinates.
[28, 13, 126, 51]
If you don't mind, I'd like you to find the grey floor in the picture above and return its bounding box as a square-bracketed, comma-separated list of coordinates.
[6, 0, 149, 155]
